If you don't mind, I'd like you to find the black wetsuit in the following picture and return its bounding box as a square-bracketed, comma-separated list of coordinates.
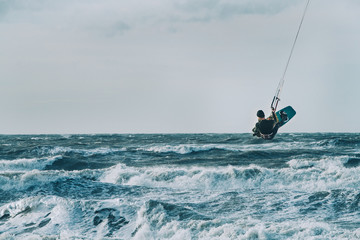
[252, 111, 283, 140]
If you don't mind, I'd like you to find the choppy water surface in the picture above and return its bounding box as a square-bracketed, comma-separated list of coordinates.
[0, 133, 359, 239]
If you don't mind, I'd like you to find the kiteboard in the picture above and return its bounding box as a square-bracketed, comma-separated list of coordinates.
[275, 106, 296, 128]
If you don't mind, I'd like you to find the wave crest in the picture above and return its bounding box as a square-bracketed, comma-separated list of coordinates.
[0, 156, 60, 172]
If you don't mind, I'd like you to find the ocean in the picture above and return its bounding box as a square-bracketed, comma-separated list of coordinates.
[0, 133, 359, 239]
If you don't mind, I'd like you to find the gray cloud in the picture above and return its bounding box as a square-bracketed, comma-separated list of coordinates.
[172, 0, 302, 22]
[0, 0, 302, 34]
[0, 0, 133, 35]
[0, 2, 9, 18]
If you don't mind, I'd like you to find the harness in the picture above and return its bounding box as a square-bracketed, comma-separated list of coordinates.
[260, 132, 275, 140]
[258, 118, 277, 140]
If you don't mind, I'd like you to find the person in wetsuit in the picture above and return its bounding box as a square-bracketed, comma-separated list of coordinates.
[252, 108, 287, 140]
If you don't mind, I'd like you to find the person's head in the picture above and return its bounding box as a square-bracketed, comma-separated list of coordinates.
[257, 110, 265, 119]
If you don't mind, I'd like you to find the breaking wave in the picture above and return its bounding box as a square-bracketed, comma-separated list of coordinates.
[0, 133, 360, 239]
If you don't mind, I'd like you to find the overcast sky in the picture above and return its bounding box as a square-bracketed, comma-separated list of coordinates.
[1, 0, 360, 134]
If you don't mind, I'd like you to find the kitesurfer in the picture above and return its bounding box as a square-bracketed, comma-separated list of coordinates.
[252, 108, 287, 140]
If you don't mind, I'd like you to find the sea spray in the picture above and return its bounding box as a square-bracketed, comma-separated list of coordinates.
[0, 133, 359, 239]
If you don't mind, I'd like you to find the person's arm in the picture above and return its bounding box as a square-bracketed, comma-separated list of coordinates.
[271, 107, 279, 122]
[252, 122, 260, 136]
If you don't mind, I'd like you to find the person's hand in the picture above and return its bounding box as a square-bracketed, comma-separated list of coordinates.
[271, 107, 275, 112]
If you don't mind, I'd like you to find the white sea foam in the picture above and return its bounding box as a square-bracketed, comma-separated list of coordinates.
[0, 196, 130, 239]
[130, 202, 358, 240]
[30, 137, 50, 140]
[1, 159, 359, 239]
[283, 156, 360, 191]
[101, 154, 360, 193]
[138, 143, 287, 154]
[79, 147, 126, 157]
[1, 134, 359, 239]
[138, 144, 233, 154]
[0, 168, 103, 192]
[100, 163, 273, 193]
[36, 146, 126, 156]
[129, 199, 359, 240]
[137, 140, 331, 155]
[0, 155, 60, 172]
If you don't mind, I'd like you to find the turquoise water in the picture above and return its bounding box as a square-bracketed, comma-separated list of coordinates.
[0, 133, 359, 239]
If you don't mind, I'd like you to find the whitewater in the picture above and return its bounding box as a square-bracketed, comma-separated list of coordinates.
[0, 133, 359, 239]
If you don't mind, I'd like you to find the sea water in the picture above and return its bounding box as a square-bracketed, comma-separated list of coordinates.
[0, 133, 359, 239]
